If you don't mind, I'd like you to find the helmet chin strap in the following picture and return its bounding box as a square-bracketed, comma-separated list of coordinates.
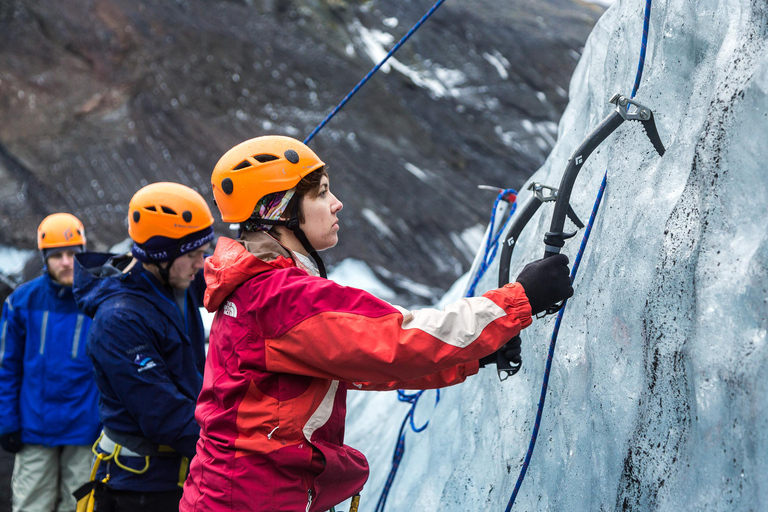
[144, 245, 181, 288]
[287, 200, 327, 278]
[286, 215, 327, 279]
[257, 209, 327, 278]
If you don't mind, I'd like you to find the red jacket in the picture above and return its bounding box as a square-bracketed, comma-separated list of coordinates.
[180, 234, 532, 512]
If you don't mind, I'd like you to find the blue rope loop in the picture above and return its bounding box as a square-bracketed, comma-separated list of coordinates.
[304, 0, 448, 144]
[466, 189, 518, 297]
[504, 0, 653, 509]
[375, 390, 440, 512]
[377, 186, 515, 512]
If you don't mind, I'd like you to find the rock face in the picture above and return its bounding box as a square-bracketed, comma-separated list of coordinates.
[0, 0, 602, 304]
[345, 0, 768, 510]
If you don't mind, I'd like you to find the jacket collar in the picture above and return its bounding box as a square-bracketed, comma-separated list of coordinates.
[203, 233, 297, 312]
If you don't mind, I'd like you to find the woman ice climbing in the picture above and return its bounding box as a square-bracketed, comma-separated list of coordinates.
[179, 135, 573, 512]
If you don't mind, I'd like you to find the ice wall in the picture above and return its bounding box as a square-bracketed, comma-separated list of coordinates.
[345, 0, 768, 510]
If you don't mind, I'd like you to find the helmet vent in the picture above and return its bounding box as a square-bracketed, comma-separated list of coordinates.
[133, 211, 140, 222]
[145, 206, 157, 212]
[161, 206, 177, 215]
[254, 154, 280, 163]
[182, 210, 193, 222]
[233, 160, 252, 170]
[221, 178, 234, 195]
[284, 150, 299, 164]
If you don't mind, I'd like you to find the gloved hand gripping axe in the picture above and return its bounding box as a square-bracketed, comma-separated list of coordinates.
[489, 182, 583, 381]
[492, 93, 665, 381]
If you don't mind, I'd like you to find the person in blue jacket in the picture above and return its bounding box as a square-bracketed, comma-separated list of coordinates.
[73, 183, 214, 512]
[0, 213, 100, 512]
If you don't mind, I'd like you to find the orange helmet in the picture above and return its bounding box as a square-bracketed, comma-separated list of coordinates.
[37, 213, 86, 250]
[128, 182, 214, 244]
[211, 136, 325, 223]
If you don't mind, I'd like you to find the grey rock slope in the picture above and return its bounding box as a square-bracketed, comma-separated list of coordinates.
[0, 0, 601, 303]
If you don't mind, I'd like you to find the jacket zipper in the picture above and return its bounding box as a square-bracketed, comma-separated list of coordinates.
[306, 489, 313, 512]
[71, 314, 84, 358]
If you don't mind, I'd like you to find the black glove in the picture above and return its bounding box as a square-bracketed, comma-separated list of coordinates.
[0, 431, 23, 454]
[515, 254, 574, 315]
[479, 337, 522, 368]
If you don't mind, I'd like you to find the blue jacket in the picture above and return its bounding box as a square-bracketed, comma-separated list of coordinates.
[0, 273, 100, 446]
[73, 252, 207, 491]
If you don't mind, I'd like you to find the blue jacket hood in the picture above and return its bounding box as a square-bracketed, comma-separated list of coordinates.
[74, 252, 142, 318]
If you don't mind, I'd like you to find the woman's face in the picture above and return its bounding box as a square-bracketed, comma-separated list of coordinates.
[300, 175, 343, 252]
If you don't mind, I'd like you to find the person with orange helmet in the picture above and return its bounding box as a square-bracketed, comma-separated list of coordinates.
[179, 136, 573, 511]
[72, 183, 214, 512]
[0, 213, 100, 512]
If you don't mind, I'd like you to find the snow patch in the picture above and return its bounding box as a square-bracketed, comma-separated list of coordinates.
[0, 246, 34, 276]
[353, 20, 467, 99]
[361, 208, 395, 239]
[482, 51, 509, 80]
[449, 224, 485, 261]
[403, 162, 429, 181]
[328, 258, 396, 301]
[382, 17, 399, 28]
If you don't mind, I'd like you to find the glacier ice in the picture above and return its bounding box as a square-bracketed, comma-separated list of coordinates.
[344, 0, 768, 510]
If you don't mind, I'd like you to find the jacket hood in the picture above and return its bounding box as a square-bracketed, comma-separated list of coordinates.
[73, 252, 144, 317]
[204, 235, 294, 312]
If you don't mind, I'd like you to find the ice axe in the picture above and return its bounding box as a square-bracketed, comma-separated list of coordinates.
[493, 93, 665, 381]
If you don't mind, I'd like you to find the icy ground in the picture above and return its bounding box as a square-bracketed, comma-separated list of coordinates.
[343, 0, 768, 510]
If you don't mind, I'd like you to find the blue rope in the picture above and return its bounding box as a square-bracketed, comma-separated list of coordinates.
[504, 173, 607, 512]
[374, 390, 440, 512]
[466, 189, 518, 297]
[312, 4, 451, 510]
[375, 188, 515, 511]
[304, 0, 448, 144]
[631, 0, 653, 99]
[504, 1, 653, 509]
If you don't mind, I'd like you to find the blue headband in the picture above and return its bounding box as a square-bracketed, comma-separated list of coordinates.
[132, 227, 214, 263]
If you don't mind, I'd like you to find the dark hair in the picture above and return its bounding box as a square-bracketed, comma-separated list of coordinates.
[288, 166, 328, 224]
[267, 166, 328, 239]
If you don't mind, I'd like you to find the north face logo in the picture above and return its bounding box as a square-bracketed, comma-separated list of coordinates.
[223, 301, 237, 318]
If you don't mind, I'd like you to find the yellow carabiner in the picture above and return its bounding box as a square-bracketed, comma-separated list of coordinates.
[349, 494, 361, 512]
[112, 445, 151, 475]
[90, 432, 115, 461]
[177, 456, 190, 488]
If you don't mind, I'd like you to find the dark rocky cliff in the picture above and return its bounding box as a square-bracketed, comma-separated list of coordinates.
[0, 0, 602, 304]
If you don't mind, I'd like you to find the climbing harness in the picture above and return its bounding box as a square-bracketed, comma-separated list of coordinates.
[73, 430, 189, 512]
[503, 0, 662, 508]
[328, 493, 360, 512]
[374, 389, 440, 512]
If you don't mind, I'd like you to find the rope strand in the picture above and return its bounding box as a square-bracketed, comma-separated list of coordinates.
[304, 0, 448, 144]
[503, 0, 654, 508]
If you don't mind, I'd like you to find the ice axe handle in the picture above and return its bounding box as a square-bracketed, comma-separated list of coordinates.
[541, 246, 568, 315]
[497, 336, 522, 381]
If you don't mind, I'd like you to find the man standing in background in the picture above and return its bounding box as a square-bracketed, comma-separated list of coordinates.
[0, 213, 100, 512]
[73, 183, 213, 511]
